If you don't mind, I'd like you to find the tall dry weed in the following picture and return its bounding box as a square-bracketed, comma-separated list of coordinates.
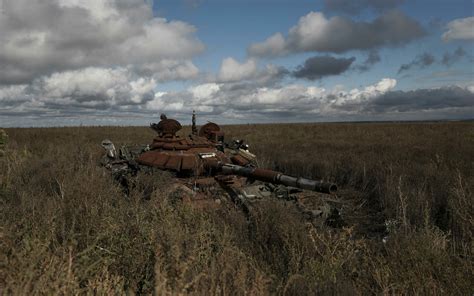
[1, 122, 473, 294]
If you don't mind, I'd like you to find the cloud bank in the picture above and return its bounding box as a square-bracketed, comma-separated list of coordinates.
[1, 74, 473, 126]
[365, 86, 474, 113]
[144, 78, 473, 122]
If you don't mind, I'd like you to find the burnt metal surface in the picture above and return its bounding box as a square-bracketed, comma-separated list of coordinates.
[150, 118, 182, 137]
[198, 122, 220, 139]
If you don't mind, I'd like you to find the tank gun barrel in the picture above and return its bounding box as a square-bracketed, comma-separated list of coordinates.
[219, 163, 337, 194]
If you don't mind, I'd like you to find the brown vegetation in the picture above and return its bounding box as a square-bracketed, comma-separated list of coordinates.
[1, 122, 473, 295]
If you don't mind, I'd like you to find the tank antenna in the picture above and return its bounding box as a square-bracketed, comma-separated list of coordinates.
[192, 110, 198, 135]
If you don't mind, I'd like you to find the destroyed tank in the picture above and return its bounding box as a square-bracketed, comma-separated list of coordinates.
[101, 112, 342, 227]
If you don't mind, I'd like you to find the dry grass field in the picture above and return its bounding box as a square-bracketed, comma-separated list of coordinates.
[1, 122, 473, 295]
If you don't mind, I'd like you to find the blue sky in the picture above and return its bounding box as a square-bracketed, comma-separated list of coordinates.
[155, 0, 473, 90]
[0, 0, 472, 126]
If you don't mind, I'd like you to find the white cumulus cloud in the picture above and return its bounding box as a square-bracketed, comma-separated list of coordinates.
[0, 0, 204, 84]
[216, 57, 288, 84]
[248, 10, 425, 57]
[39, 67, 156, 105]
[0, 67, 157, 116]
[218, 58, 258, 82]
[442, 17, 474, 41]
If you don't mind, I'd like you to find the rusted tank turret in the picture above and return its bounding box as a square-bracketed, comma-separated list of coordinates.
[135, 116, 336, 194]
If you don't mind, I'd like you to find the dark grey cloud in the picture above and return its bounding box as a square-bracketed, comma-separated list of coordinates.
[324, 0, 405, 15]
[442, 47, 467, 66]
[292, 56, 356, 80]
[399, 48, 470, 74]
[355, 50, 381, 72]
[248, 10, 425, 57]
[398, 53, 436, 73]
[364, 86, 474, 113]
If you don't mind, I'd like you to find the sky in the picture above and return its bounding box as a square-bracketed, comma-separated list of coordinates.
[0, 0, 473, 127]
